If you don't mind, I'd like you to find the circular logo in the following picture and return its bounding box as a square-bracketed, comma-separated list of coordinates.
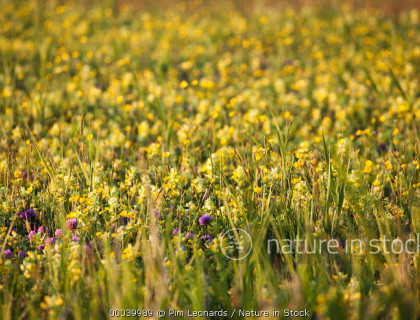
[221, 228, 252, 260]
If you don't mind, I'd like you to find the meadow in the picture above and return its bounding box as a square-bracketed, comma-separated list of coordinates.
[0, 0, 419, 319]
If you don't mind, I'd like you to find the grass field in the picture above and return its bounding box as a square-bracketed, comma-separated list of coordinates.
[0, 0, 420, 319]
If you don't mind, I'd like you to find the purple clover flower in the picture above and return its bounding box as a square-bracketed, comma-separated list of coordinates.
[55, 229, 63, 238]
[28, 231, 37, 240]
[37, 245, 44, 252]
[38, 226, 48, 235]
[199, 214, 211, 226]
[172, 228, 179, 235]
[67, 218, 78, 231]
[45, 237, 56, 246]
[201, 234, 212, 243]
[4, 249, 12, 259]
[185, 232, 194, 239]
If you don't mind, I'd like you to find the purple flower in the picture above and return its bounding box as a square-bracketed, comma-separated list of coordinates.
[84, 245, 92, 255]
[72, 235, 80, 242]
[91, 241, 101, 251]
[67, 218, 78, 231]
[84, 241, 100, 255]
[120, 216, 130, 224]
[19, 211, 29, 219]
[45, 237, 56, 246]
[201, 234, 212, 243]
[19, 209, 37, 220]
[37, 245, 44, 252]
[38, 226, 48, 235]
[175, 246, 186, 253]
[185, 232, 194, 239]
[199, 214, 211, 226]
[18, 251, 27, 260]
[4, 249, 12, 259]
[55, 229, 63, 238]
[172, 228, 179, 235]
[23, 170, 34, 181]
[28, 231, 37, 240]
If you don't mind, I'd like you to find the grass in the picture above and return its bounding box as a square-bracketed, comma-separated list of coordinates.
[0, 0, 419, 319]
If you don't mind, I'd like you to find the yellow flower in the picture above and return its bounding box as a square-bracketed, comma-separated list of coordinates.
[14, 170, 21, 178]
[66, 211, 78, 219]
[180, 80, 188, 89]
[120, 210, 133, 218]
[294, 160, 304, 168]
[364, 160, 373, 174]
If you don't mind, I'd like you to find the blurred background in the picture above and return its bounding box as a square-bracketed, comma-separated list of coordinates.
[113, 0, 420, 15]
